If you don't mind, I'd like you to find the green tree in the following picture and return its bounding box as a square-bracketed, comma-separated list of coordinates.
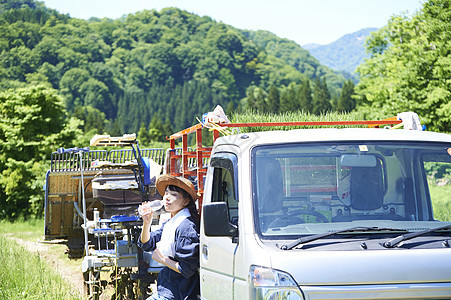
[267, 85, 280, 113]
[246, 86, 257, 109]
[280, 83, 299, 112]
[225, 101, 235, 116]
[80, 78, 109, 111]
[255, 88, 267, 112]
[59, 68, 90, 111]
[162, 118, 173, 140]
[0, 45, 38, 80]
[72, 105, 106, 133]
[148, 114, 164, 142]
[0, 85, 82, 219]
[312, 78, 332, 115]
[355, 0, 451, 132]
[299, 79, 313, 113]
[336, 79, 356, 112]
[137, 122, 151, 146]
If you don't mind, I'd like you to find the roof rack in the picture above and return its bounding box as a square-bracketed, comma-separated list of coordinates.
[166, 117, 402, 204]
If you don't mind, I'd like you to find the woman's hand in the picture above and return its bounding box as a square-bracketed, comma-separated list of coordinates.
[138, 202, 154, 224]
[153, 248, 181, 274]
[139, 202, 154, 244]
[141, 210, 154, 224]
[151, 248, 166, 264]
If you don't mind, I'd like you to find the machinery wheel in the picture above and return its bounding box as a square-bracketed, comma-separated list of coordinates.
[110, 267, 137, 300]
[66, 227, 85, 259]
[83, 269, 101, 300]
[136, 279, 152, 300]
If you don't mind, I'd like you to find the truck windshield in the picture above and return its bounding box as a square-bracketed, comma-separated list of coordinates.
[252, 142, 451, 237]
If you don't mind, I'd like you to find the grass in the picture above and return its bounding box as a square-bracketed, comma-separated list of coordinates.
[0, 217, 44, 240]
[429, 183, 451, 221]
[0, 219, 121, 300]
[0, 231, 82, 300]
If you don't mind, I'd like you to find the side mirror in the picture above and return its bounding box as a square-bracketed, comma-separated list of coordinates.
[203, 202, 238, 238]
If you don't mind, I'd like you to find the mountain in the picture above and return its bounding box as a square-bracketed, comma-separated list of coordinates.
[241, 30, 345, 92]
[0, 0, 346, 135]
[303, 28, 379, 74]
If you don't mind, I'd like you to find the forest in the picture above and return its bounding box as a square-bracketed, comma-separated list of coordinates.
[0, 0, 349, 137]
[0, 0, 450, 218]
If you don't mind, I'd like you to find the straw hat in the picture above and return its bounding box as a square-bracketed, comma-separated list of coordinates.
[156, 174, 200, 201]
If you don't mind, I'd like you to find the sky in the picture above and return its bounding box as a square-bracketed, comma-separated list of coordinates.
[41, 0, 424, 46]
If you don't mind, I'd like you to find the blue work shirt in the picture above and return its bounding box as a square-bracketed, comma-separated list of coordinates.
[138, 216, 200, 300]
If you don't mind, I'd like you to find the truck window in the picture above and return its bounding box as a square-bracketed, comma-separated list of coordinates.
[211, 155, 238, 225]
[252, 142, 451, 237]
[422, 152, 451, 222]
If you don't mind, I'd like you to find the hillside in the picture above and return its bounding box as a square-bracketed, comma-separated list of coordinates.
[0, 0, 346, 135]
[241, 30, 345, 93]
[303, 28, 378, 74]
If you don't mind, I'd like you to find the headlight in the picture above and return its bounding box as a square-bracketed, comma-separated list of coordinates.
[249, 265, 304, 300]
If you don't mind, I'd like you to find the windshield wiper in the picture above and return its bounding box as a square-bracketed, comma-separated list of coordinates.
[383, 224, 451, 248]
[281, 226, 407, 250]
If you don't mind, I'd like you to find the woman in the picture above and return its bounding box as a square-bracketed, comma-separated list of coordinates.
[138, 175, 200, 300]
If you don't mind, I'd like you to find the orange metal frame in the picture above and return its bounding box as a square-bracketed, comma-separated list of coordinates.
[167, 118, 402, 206]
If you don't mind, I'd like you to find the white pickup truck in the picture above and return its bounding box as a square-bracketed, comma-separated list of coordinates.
[170, 121, 451, 299]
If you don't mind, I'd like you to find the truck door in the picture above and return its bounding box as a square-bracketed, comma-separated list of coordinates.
[200, 153, 239, 299]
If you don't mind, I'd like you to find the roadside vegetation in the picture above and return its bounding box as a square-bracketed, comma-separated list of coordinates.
[429, 183, 451, 221]
[0, 219, 82, 300]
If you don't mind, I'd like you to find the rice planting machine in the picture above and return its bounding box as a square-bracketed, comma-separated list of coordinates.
[43, 134, 174, 299]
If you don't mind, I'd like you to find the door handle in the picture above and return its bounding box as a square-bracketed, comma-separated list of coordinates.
[202, 244, 208, 260]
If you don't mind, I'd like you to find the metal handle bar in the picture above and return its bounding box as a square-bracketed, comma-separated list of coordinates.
[57, 147, 90, 154]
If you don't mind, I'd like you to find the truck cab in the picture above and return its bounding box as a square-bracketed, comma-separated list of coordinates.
[200, 128, 451, 299]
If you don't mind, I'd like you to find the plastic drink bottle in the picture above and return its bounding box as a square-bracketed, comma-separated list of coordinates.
[138, 200, 163, 216]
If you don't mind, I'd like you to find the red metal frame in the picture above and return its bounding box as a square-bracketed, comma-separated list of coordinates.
[167, 118, 402, 204]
